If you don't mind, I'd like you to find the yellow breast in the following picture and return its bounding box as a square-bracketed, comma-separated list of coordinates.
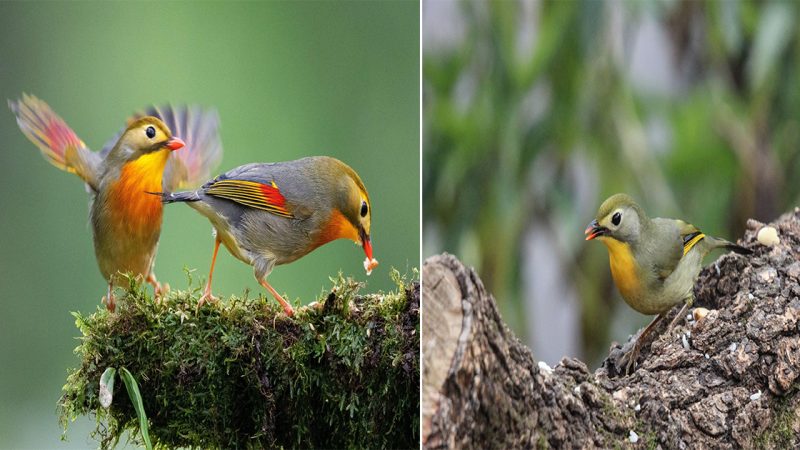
[106, 149, 170, 236]
[599, 236, 641, 303]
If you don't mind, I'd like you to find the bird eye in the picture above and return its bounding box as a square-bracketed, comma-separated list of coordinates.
[612, 212, 621, 226]
[360, 200, 368, 218]
[145, 126, 156, 139]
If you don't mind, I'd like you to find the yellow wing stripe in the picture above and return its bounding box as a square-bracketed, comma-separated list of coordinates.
[205, 179, 293, 218]
[683, 233, 705, 256]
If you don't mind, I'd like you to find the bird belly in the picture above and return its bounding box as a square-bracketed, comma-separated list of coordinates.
[600, 237, 647, 312]
[93, 155, 167, 282]
[189, 201, 253, 265]
[92, 205, 161, 283]
[659, 247, 704, 309]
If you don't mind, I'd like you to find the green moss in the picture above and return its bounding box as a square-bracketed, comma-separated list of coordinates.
[753, 395, 799, 449]
[59, 270, 419, 449]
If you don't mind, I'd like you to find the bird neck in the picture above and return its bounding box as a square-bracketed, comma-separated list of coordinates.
[314, 208, 359, 249]
[106, 149, 170, 233]
[599, 236, 642, 302]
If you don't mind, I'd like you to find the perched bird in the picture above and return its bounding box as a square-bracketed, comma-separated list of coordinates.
[160, 156, 378, 317]
[585, 193, 751, 373]
[9, 94, 222, 311]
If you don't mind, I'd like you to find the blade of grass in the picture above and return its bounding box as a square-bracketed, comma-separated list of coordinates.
[119, 367, 152, 450]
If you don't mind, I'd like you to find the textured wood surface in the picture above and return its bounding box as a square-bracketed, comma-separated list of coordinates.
[422, 209, 800, 449]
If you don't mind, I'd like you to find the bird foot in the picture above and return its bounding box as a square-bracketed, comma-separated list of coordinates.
[280, 302, 295, 317]
[619, 340, 642, 375]
[153, 282, 171, 305]
[196, 290, 219, 313]
[102, 294, 116, 313]
[146, 274, 169, 304]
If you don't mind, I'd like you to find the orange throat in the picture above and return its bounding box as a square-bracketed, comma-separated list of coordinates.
[314, 209, 359, 249]
[106, 150, 170, 235]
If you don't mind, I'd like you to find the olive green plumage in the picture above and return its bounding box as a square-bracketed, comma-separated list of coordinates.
[586, 193, 751, 372]
[586, 193, 751, 314]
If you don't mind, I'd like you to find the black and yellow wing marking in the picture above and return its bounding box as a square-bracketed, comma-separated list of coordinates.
[205, 179, 293, 218]
[682, 230, 705, 256]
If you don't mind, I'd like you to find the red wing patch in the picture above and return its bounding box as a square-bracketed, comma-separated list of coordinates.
[10, 94, 86, 172]
[205, 179, 293, 218]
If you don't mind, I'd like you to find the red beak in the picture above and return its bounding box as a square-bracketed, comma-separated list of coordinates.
[166, 137, 185, 151]
[362, 235, 373, 260]
[584, 219, 606, 241]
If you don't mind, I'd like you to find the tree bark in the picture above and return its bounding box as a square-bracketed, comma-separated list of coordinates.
[422, 209, 800, 449]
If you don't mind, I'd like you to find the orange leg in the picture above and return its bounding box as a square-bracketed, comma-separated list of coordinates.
[102, 281, 116, 313]
[146, 272, 169, 303]
[197, 238, 221, 309]
[258, 278, 294, 317]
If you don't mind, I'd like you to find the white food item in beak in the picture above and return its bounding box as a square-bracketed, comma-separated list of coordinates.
[363, 257, 379, 276]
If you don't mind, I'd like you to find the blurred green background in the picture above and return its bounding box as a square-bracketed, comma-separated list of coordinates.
[0, 2, 418, 448]
[424, 1, 800, 368]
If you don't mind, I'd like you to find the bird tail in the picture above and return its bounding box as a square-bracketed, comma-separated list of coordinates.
[706, 235, 752, 255]
[151, 191, 201, 204]
[724, 243, 752, 255]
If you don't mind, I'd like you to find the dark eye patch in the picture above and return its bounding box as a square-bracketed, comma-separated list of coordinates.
[612, 212, 621, 226]
[146, 126, 156, 139]
[360, 201, 368, 218]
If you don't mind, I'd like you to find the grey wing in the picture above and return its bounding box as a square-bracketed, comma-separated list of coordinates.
[645, 218, 685, 280]
[100, 105, 223, 191]
[207, 160, 321, 220]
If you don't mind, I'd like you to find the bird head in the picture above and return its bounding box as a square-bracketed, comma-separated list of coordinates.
[337, 166, 373, 262]
[585, 193, 646, 244]
[112, 116, 185, 163]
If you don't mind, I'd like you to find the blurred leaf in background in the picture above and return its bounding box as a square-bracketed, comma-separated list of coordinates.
[423, 0, 799, 367]
[0, 2, 418, 448]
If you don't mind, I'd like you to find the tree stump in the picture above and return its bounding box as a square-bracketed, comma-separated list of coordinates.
[422, 209, 800, 449]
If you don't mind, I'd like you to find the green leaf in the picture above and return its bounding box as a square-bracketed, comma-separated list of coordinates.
[119, 367, 152, 450]
[99, 367, 116, 409]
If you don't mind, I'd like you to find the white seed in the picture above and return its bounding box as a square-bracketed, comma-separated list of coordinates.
[629, 430, 639, 443]
[757, 226, 779, 246]
[634, 403, 641, 411]
[750, 390, 762, 401]
[682, 333, 690, 350]
[729, 342, 737, 353]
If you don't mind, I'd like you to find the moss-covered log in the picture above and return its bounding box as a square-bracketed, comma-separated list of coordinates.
[59, 272, 419, 449]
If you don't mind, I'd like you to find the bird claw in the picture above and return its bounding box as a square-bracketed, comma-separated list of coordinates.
[102, 294, 116, 313]
[155, 282, 170, 298]
[146, 274, 170, 304]
[196, 291, 219, 313]
[620, 344, 640, 375]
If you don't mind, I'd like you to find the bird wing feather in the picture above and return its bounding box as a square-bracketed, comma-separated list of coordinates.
[9, 94, 101, 192]
[646, 218, 693, 280]
[204, 178, 294, 219]
[101, 104, 223, 191]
